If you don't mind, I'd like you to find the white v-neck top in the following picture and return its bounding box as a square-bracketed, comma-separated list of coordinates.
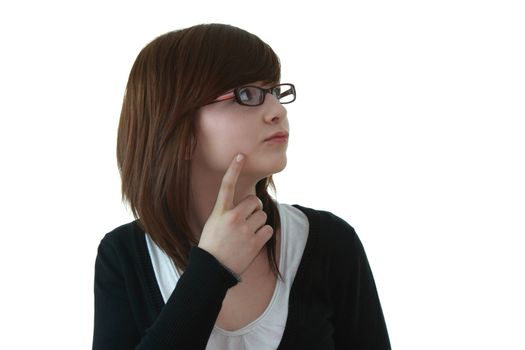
[145, 201, 309, 349]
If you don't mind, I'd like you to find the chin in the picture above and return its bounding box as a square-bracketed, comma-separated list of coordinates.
[260, 156, 288, 178]
[243, 151, 287, 178]
[273, 159, 287, 174]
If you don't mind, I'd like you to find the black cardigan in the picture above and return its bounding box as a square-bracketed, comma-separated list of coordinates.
[92, 204, 391, 349]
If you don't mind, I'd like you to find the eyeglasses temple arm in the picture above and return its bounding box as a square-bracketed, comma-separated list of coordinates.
[214, 91, 235, 102]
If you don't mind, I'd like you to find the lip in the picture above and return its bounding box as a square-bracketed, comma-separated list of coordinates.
[264, 131, 289, 142]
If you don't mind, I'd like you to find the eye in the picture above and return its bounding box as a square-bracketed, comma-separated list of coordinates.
[238, 87, 255, 103]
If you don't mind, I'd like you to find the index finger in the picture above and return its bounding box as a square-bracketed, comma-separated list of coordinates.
[214, 153, 245, 212]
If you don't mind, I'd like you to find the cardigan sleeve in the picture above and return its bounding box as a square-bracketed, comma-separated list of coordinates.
[93, 237, 239, 350]
[328, 215, 391, 349]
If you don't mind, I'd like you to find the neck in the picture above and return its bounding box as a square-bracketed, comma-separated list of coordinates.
[188, 163, 260, 240]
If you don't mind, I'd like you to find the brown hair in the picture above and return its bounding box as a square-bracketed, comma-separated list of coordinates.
[117, 23, 282, 278]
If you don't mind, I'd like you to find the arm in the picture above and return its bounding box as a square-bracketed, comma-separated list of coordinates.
[332, 224, 391, 349]
[93, 154, 271, 349]
[92, 239, 238, 350]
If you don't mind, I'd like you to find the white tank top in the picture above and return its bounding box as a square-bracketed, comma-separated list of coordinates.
[145, 201, 309, 349]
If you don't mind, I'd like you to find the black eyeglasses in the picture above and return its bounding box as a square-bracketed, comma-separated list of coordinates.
[206, 83, 296, 107]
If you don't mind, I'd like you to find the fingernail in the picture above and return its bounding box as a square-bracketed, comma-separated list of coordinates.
[236, 154, 244, 162]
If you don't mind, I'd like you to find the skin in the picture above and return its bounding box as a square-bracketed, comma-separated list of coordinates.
[189, 81, 290, 275]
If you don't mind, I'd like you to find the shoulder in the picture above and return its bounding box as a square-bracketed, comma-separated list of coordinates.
[290, 204, 362, 259]
[99, 220, 143, 246]
[291, 204, 357, 240]
[96, 220, 146, 263]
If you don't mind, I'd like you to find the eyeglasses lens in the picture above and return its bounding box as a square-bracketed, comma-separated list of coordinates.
[276, 85, 295, 104]
[237, 87, 263, 106]
[236, 84, 295, 106]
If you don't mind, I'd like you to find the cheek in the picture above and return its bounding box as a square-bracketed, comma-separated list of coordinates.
[196, 116, 257, 165]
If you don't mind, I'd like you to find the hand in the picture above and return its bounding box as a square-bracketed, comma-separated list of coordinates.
[197, 153, 274, 277]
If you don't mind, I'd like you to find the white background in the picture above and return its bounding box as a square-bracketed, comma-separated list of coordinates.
[1, 0, 524, 349]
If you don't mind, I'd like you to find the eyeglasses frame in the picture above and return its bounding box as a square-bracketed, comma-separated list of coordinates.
[205, 83, 296, 107]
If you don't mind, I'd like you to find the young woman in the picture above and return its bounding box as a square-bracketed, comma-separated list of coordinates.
[93, 23, 391, 349]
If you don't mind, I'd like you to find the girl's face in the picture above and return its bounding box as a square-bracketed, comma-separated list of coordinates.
[192, 81, 289, 181]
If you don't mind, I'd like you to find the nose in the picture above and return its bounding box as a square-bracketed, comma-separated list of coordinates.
[262, 93, 287, 124]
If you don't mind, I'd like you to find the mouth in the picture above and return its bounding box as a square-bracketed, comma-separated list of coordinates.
[264, 136, 288, 143]
[264, 131, 289, 142]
